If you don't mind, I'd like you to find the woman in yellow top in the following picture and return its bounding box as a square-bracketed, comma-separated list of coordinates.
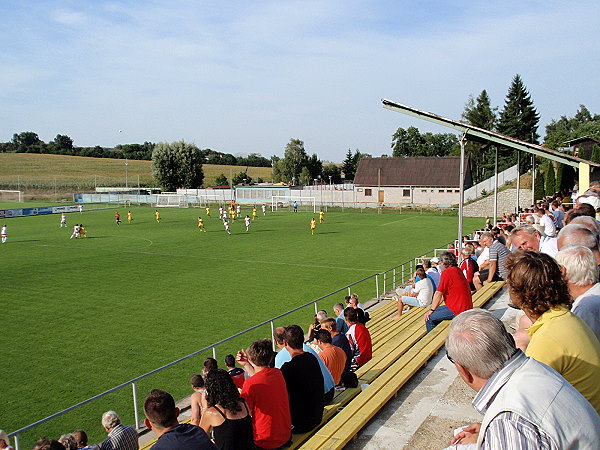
[505, 251, 600, 414]
[310, 218, 317, 235]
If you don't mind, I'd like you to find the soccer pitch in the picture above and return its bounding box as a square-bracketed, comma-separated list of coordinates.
[1, 205, 482, 445]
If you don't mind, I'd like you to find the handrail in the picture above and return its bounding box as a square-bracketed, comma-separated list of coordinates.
[7, 238, 463, 446]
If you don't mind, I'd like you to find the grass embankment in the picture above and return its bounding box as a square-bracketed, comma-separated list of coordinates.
[0, 153, 272, 196]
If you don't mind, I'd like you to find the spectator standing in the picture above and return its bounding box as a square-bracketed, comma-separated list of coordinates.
[273, 327, 335, 404]
[423, 251, 473, 333]
[144, 389, 216, 450]
[459, 245, 479, 290]
[537, 207, 557, 237]
[315, 329, 347, 385]
[238, 339, 292, 449]
[99, 411, 138, 450]
[551, 199, 565, 229]
[332, 303, 349, 334]
[224, 354, 245, 390]
[344, 308, 372, 367]
[505, 251, 600, 414]
[280, 325, 325, 433]
[555, 245, 600, 341]
[200, 370, 254, 450]
[446, 309, 600, 448]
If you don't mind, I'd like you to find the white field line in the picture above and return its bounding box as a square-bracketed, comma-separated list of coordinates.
[379, 216, 418, 226]
[30, 242, 376, 273]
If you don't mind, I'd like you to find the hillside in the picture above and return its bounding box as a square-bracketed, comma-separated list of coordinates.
[0, 153, 273, 193]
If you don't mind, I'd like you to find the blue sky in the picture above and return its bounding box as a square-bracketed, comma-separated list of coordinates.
[1, 0, 598, 161]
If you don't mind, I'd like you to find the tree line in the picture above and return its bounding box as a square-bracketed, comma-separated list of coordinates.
[0, 132, 272, 167]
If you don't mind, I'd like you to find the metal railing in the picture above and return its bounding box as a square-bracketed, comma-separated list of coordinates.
[7, 241, 455, 449]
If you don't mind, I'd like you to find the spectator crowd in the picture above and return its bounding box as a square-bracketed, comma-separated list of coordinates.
[9, 182, 600, 449]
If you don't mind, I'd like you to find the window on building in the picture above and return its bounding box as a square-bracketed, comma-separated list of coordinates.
[403, 189, 410, 197]
[365, 188, 372, 196]
[439, 189, 445, 193]
[421, 189, 427, 193]
[455, 189, 460, 193]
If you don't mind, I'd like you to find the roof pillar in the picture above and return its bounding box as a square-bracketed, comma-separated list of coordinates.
[579, 162, 590, 193]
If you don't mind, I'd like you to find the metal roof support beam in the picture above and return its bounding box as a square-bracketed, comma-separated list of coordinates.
[458, 133, 466, 252]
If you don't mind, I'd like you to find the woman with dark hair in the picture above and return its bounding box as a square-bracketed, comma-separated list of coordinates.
[199, 369, 254, 449]
[505, 251, 600, 414]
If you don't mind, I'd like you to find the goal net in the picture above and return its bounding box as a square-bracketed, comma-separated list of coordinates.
[156, 194, 189, 208]
[0, 190, 24, 202]
[271, 195, 316, 213]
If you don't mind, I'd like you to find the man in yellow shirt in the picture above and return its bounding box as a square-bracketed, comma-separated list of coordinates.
[127, 211, 133, 223]
[197, 217, 206, 232]
[205, 206, 210, 217]
[310, 218, 317, 235]
[155, 210, 161, 223]
[506, 250, 600, 414]
[319, 209, 325, 224]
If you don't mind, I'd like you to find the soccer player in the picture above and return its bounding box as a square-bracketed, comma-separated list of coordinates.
[262, 204, 267, 216]
[205, 206, 210, 217]
[78, 204, 83, 214]
[293, 201, 298, 213]
[70, 224, 80, 239]
[60, 213, 67, 228]
[1, 224, 7, 243]
[310, 218, 317, 235]
[155, 209, 161, 222]
[79, 224, 87, 238]
[252, 206, 257, 221]
[319, 209, 325, 224]
[218, 207, 223, 219]
[223, 219, 231, 235]
[198, 217, 206, 232]
[115, 211, 121, 225]
[127, 211, 133, 223]
[244, 215, 251, 232]
[236, 204, 241, 216]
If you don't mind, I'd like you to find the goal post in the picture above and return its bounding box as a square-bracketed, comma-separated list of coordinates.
[271, 195, 317, 213]
[0, 190, 24, 202]
[155, 194, 189, 208]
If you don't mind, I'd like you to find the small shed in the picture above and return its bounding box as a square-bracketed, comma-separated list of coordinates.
[353, 157, 472, 206]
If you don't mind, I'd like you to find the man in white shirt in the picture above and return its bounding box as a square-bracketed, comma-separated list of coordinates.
[536, 208, 556, 237]
[510, 225, 558, 257]
[1, 224, 7, 243]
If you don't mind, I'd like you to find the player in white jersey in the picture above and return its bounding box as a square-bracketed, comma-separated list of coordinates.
[236, 205, 241, 215]
[244, 215, 251, 232]
[60, 213, 67, 227]
[219, 207, 223, 219]
[70, 224, 80, 239]
[262, 204, 267, 216]
[223, 219, 231, 235]
[1, 224, 7, 243]
[78, 204, 83, 214]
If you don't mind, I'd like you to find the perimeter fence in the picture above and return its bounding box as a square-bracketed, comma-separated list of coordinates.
[7, 240, 461, 449]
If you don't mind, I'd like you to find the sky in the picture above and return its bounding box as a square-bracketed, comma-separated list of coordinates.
[1, 0, 598, 162]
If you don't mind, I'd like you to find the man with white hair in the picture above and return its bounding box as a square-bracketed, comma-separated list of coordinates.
[570, 215, 600, 235]
[557, 223, 600, 265]
[510, 225, 558, 257]
[555, 245, 600, 341]
[99, 411, 138, 450]
[446, 309, 600, 448]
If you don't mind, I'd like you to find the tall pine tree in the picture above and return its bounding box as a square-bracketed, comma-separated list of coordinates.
[461, 89, 497, 183]
[497, 74, 540, 173]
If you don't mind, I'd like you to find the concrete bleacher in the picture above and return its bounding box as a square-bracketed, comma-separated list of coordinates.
[138, 282, 505, 449]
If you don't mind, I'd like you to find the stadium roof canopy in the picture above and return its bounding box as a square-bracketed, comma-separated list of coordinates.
[381, 98, 600, 171]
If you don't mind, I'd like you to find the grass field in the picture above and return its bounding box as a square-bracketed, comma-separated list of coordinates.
[1, 204, 482, 446]
[0, 153, 273, 191]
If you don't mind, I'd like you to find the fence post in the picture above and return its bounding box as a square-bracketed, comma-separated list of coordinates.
[393, 268, 396, 286]
[13, 434, 20, 450]
[347, 286, 351, 296]
[401, 264, 404, 283]
[212, 347, 217, 360]
[375, 274, 379, 298]
[314, 301, 319, 314]
[132, 382, 140, 429]
[270, 321, 276, 351]
[383, 272, 386, 292]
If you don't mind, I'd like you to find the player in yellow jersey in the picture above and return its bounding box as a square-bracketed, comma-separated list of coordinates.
[79, 224, 87, 238]
[205, 206, 210, 217]
[319, 209, 325, 224]
[155, 210, 161, 222]
[127, 211, 133, 223]
[252, 206, 257, 220]
[310, 218, 317, 235]
[197, 217, 206, 232]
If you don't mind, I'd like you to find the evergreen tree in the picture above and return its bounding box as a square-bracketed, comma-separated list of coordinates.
[497, 74, 540, 173]
[342, 149, 356, 180]
[591, 144, 600, 164]
[214, 173, 229, 186]
[534, 168, 545, 201]
[544, 161, 556, 196]
[461, 90, 497, 183]
[555, 163, 564, 194]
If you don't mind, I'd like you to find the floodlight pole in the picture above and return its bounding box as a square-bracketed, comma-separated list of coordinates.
[458, 133, 467, 254]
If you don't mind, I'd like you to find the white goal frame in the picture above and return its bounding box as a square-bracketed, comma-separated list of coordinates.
[271, 195, 316, 213]
[0, 190, 24, 202]
[155, 194, 189, 208]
